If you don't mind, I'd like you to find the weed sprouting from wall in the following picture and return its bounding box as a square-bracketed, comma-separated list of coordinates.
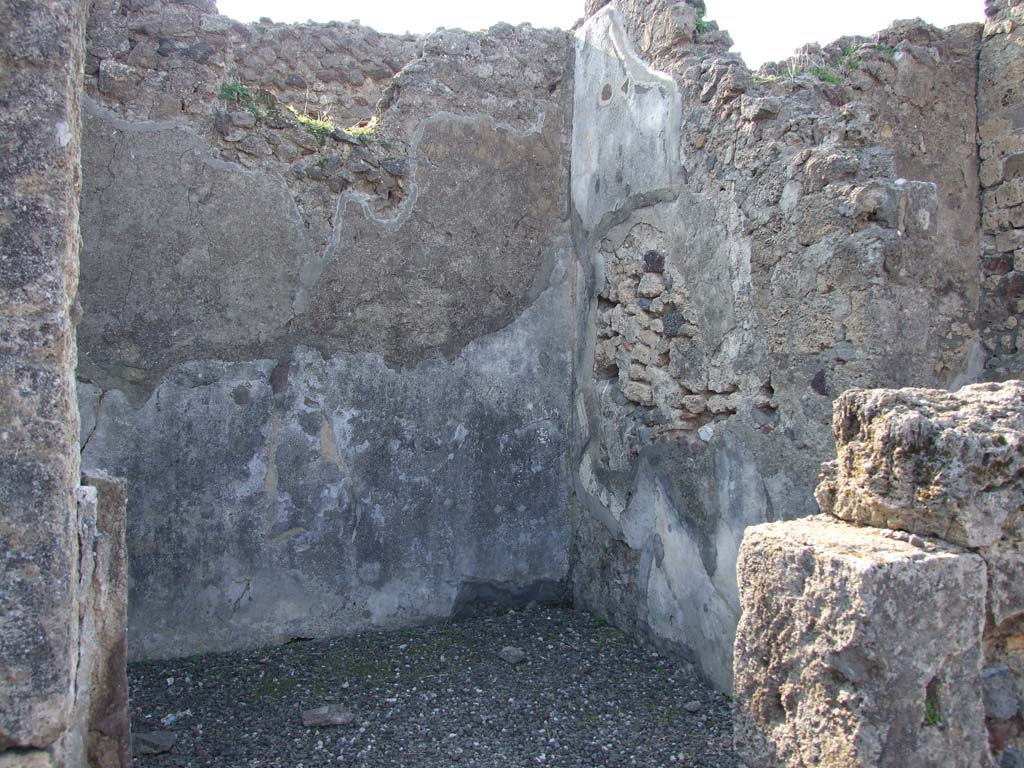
[218, 80, 380, 147]
[217, 81, 273, 120]
[695, 10, 711, 35]
[811, 65, 840, 84]
[840, 46, 861, 72]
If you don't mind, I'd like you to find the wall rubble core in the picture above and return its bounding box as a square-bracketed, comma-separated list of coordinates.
[735, 381, 1024, 768]
[979, 0, 1024, 380]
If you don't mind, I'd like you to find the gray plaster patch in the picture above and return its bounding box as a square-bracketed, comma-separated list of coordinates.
[571, 6, 682, 234]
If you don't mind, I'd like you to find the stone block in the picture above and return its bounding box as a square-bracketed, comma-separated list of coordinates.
[0, 752, 53, 768]
[79, 473, 131, 768]
[816, 382, 1024, 548]
[982, 666, 1021, 722]
[984, 540, 1024, 626]
[734, 516, 991, 768]
[998, 230, 1024, 253]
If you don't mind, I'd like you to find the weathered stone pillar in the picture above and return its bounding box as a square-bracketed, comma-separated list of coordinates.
[735, 381, 1024, 767]
[0, 1, 130, 766]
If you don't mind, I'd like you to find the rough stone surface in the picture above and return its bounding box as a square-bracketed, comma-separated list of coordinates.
[85, 0, 417, 129]
[0, 0, 88, 760]
[816, 382, 1024, 548]
[301, 705, 355, 728]
[131, 731, 176, 756]
[734, 516, 991, 768]
[498, 646, 527, 665]
[78, 473, 131, 768]
[984, 666, 1021, 722]
[78, 5, 576, 658]
[0, 754, 54, 768]
[811, 380, 1024, 764]
[979, 0, 1024, 380]
[569, 0, 984, 692]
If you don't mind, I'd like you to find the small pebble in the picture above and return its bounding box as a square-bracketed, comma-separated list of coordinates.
[499, 646, 527, 665]
[133, 731, 177, 755]
[302, 704, 356, 728]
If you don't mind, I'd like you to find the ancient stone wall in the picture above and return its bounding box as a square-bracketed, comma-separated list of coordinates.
[735, 381, 1024, 768]
[85, 0, 417, 131]
[62, 0, 1024, 704]
[979, 0, 1024, 380]
[569, 0, 986, 691]
[6, 0, 1024, 760]
[1, 1, 130, 765]
[77, 0, 576, 658]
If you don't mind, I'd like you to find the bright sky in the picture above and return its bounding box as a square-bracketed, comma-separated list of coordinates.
[216, 0, 986, 68]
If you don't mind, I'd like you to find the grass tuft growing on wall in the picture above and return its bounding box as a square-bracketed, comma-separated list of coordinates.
[217, 81, 273, 119]
[812, 66, 840, 85]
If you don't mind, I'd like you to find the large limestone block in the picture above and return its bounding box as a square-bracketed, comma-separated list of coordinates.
[816, 382, 1024, 548]
[734, 516, 991, 768]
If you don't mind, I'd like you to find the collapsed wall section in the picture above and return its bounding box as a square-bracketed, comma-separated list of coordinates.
[77, 0, 577, 658]
[569, 0, 984, 691]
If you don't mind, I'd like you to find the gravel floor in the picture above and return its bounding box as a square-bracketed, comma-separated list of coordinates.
[129, 607, 739, 767]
